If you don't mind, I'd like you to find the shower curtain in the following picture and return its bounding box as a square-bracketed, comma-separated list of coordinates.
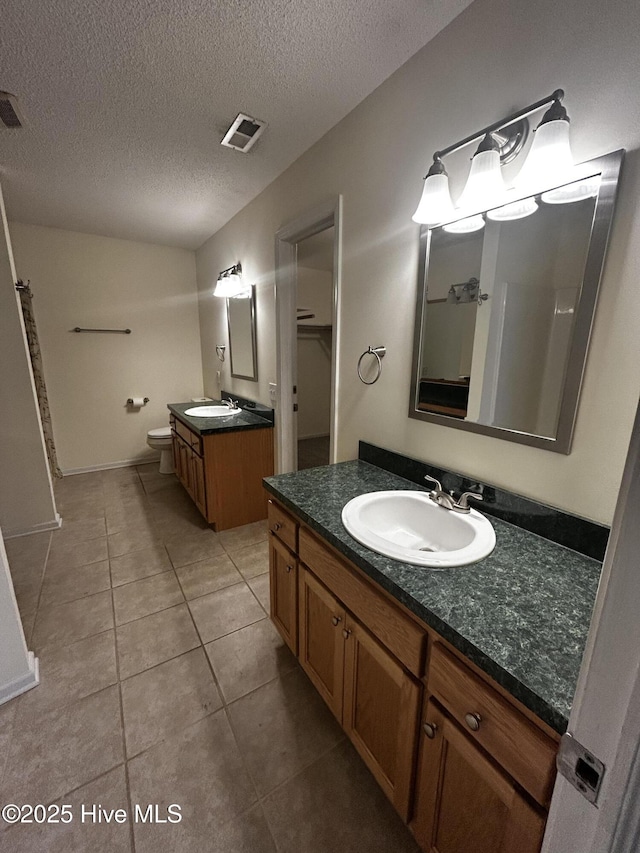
[17, 280, 62, 479]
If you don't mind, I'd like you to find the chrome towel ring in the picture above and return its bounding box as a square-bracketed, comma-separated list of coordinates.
[357, 346, 386, 385]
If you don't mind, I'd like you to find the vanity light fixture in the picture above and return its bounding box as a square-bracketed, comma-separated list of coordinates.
[445, 277, 488, 305]
[413, 89, 577, 226]
[214, 262, 249, 298]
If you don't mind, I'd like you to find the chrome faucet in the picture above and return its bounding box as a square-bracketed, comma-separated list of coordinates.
[221, 397, 239, 409]
[423, 475, 484, 514]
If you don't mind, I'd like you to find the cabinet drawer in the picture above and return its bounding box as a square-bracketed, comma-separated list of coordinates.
[174, 417, 202, 455]
[268, 499, 298, 552]
[299, 528, 425, 677]
[428, 643, 557, 806]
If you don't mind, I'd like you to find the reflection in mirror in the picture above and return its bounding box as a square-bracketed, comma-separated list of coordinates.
[227, 285, 258, 381]
[410, 151, 623, 453]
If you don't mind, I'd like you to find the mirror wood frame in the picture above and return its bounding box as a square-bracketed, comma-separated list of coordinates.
[409, 149, 624, 454]
[227, 284, 258, 381]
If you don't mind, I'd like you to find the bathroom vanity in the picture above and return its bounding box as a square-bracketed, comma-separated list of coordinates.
[168, 396, 274, 530]
[263, 445, 606, 852]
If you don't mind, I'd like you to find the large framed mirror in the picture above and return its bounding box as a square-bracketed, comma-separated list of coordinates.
[409, 150, 623, 453]
[227, 285, 258, 381]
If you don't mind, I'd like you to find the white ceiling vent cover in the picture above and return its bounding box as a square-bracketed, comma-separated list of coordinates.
[220, 113, 266, 153]
[0, 91, 25, 129]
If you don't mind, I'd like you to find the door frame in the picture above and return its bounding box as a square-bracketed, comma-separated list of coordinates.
[274, 196, 342, 473]
[543, 397, 640, 852]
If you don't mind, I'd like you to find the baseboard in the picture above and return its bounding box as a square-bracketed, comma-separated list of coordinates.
[0, 652, 39, 706]
[62, 455, 160, 476]
[298, 433, 330, 441]
[4, 514, 62, 540]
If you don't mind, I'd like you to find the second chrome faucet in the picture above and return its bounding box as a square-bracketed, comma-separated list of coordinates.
[423, 475, 484, 514]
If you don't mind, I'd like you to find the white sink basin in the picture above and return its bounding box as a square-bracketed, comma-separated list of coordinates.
[341, 490, 496, 568]
[184, 405, 241, 417]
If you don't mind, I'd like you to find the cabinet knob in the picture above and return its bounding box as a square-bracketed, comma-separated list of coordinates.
[273, 522, 282, 531]
[342, 628, 352, 640]
[423, 722, 438, 739]
[286, 565, 293, 573]
[331, 615, 342, 626]
[464, 712, 482, 732]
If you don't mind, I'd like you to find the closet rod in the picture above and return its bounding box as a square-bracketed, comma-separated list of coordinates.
[73, 327, 132, 334]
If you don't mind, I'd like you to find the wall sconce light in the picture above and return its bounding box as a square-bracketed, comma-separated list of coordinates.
[445, 277, 488, 306]
[214, 262, 250, 298]
[412, 89, 582, 227]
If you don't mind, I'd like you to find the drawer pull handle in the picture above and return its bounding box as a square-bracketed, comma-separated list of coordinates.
[342, 628, 352, 640]
[465, 712, 482, 732]
[286, 565, 293, 573]
[273, 522, 282, 531]
[331, 616, 342, 626]
[423, 722, 438, 739]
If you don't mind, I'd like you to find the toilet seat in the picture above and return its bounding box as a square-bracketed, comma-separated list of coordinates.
[147, 426, 172, 439]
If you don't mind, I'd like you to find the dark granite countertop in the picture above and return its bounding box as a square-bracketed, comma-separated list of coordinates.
[168, 401, 274, 436]
[264, 460, 603, 733]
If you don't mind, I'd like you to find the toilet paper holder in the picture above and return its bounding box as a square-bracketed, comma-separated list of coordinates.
[127, 397, 149, 406]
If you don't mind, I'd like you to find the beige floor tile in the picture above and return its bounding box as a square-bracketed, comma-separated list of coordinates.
[105, 502, 155, 535]
[219, 521, 268, 554]
[50, 514, 107, 547]
[46, 536, 108, 571]
[230, 540, 269, 579]
[0, 701, 17, 787]
[110, 543, 172, 586]
[227, 668, 344, 796]
[56, 495, 107, 522]
[40, 559, 111, 607]
[262, 740, 419, 853]
[18, 631, 117, 718]
[103, 465, 142, 483]
[3, 766, 131, 851]
[189, 582, 266, 643]
[175, 553, 242, 600]
[129, 712, 259, 850]
[4, 531, 51, 571]
[107, 525, 160, 558]
[113, 571, 184, 625]
[0, 686, 123, 808]
[132, 805, 276, 853]
[248, 573, 270, 612]
[165, 529, 224, 568]
[121, 648, 221, 757]
[117, 604, 200, 680]
[32, 590, 114, 652]
[205, 619, 296, 703]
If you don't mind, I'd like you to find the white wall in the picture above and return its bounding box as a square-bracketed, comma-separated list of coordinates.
[9, 223, 203, 472]
[0, 531, 38, 704]
[0, 189, 58, 537]
[195, 0, 640, 525]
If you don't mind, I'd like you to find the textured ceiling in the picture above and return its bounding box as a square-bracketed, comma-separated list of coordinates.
[0, 0, 473, 249]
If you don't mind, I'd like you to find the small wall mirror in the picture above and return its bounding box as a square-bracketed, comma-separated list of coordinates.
[227, 285, 258, 381]
[409, 150, 623, 453]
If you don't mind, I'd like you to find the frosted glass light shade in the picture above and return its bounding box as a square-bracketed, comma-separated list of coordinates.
[214, 272, 243, 297]
[516, 119, 573, 194]
[541, 174, 601, 204]
[412, 173, 455, 225]
[457, 149, 505, 211]
[487, 196, 538, 221]
[443, 214, 485, 234]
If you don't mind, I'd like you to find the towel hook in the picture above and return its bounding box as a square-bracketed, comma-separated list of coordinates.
[357, 346, 386, 385]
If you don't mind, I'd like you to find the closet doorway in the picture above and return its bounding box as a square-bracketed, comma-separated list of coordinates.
[274, 197, 341, 474]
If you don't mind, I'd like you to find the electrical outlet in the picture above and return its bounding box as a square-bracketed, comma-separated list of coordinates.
[269, 382, 277, 402]
[216, 370, 221, 385]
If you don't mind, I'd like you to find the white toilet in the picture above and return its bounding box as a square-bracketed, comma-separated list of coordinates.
[147, 426, 174, 474]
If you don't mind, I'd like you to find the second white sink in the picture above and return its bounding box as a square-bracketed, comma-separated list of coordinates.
[341, 490, 495, 568]
[184, 405, 241, 417]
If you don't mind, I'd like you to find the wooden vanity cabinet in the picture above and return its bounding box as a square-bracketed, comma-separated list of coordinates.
[268, 532, 299, 655]
[266, 496, 557, 851]
[170, 414, 273, 530]
[412, 700, 546, 853]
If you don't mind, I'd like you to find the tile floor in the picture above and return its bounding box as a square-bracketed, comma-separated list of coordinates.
[0, 464, 418, 852]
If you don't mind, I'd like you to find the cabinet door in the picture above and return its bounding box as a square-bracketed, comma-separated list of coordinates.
[268, 533, 298, 654]
[298, 566, 346, 722]
[342, 615, 421, 820]
[191, 452, 207, 518]
[172, 433, 181, 477]
[412, 700, 545, 853]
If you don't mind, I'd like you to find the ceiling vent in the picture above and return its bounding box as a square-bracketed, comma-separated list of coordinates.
[220, 113, 266, 153]
[0, 92, 25, 129]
